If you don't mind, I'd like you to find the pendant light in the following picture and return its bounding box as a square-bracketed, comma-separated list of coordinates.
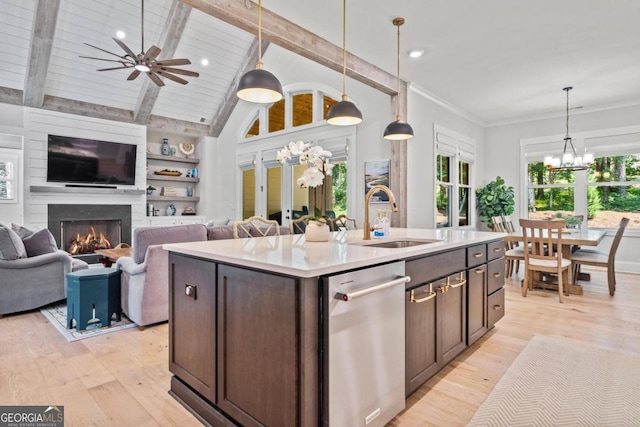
[383, 17, 414, 140]
[326, 0, 363, 126]
[236, 0, 283, 103]
[543, 87, 593, 170]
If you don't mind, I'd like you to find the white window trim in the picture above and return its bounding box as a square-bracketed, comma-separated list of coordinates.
[433, 124, 476, 229]
[0, 152, 19, 204]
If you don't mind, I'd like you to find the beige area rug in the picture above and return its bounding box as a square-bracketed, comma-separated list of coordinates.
[467, 335, 640, 426]
[41, 302, 137, 342]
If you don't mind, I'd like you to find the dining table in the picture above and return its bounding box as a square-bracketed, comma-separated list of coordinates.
[504, 227, 607, 295]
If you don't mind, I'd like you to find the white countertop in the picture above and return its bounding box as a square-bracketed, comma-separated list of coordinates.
[164, 228, 506, 278]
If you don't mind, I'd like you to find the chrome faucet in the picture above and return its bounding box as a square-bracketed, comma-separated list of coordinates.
[363, 185, 398, 240]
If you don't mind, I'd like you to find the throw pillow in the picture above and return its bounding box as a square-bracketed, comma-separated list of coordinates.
[11, 223, 34, 239]
[22, 229, 58, 257]
[206, 218, 232, 227]
[0, 225, 28, 260]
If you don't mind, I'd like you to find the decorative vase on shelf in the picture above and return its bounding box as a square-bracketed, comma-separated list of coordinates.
[305, 220, 330, 242]
[166, 204, 176, 216]
[161, 138, 170, 156]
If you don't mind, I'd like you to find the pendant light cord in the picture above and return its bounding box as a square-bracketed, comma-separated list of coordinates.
[565, 87, 570, 140]
[141, 0, 145, 53]
[395, 20, 401, 120]
[257, 0, 263, 68]
[341, 0, 347, 98]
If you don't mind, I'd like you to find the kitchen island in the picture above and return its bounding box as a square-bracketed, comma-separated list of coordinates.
[164, 228, 506, 427]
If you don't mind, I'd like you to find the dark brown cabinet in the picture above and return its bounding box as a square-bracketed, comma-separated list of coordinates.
[467, 264, 488, 346]
[216, 265, 300, 427]
[169, 253, 217, 404]
[405, 251, 467, 396]
[169, 255, 319, 427]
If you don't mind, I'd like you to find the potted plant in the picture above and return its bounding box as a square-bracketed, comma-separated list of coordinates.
[146, 185, 156, 196]
[278, 141, 333, 241]
[476, 176, 515, 230]
[555, 213, 582, 229]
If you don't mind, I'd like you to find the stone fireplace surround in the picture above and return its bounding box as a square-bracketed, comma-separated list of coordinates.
[48, 204, 132, 263]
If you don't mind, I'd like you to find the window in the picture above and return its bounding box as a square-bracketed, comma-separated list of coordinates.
[0, 155, 17, 203]
[241, 168, 255, 219]
[436, 154, 452, 227]
[522, 126, 640, 229]
[240, 86, 340, 140]
[434, 125, 476, 228]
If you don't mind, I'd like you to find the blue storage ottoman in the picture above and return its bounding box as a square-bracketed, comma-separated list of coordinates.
[66, 267, 121, 331]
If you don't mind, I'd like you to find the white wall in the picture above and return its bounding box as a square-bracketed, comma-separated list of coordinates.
[211, 44, 391, 224]
[407, 85, 485, 229]
[209, 45, 487, 228]
[22, 108, 147, 233]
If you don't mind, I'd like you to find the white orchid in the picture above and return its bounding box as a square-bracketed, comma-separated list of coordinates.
[278, 140, 333, 188]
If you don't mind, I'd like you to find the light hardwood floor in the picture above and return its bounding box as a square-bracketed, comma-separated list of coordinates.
[1, 267, 639, 426]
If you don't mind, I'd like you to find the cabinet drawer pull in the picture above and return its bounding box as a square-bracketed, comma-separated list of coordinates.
[449, 279, 467, 289]
[410, 284, 436, 303]
[473, 253, 483, 258]
[493, 272, 502, 278]
[493, 247, 503, 253]
[493, 304, 502, 310]
[474, 268, 484, 274]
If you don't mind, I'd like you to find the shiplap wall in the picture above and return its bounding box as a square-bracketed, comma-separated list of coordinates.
[23, 108, 147, 237]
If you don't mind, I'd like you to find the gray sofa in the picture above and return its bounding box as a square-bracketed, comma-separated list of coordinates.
[0, 225, 88, 317]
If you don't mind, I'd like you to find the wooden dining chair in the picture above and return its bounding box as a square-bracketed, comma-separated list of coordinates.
[571, 217, 629, 296]
[519, 218, 571, 303]
[331, 214, 357, 231]
[233, 216, 280, 238]
[290, 215, 310, 234]
[492, 215, 525, 278]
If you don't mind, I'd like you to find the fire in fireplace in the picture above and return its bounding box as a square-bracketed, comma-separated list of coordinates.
[61, 219, 122, 256]
[68, 226, 113, 255]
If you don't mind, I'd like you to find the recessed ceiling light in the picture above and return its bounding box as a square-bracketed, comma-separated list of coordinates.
[201, 58, 209, 66]
[116, 30, 126, 39]
[408, 49, 424, 58]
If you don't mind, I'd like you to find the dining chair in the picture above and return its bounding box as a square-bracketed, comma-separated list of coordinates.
[571, 217, 629, 296]
[519, 218, 571, 303]
[331, 214, 357, 231]
[290, 215, 310, 234]
[233, 216, 280, 238]
[492, 215, 524, 278]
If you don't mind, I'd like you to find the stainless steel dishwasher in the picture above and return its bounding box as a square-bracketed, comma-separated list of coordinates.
[322, 261, 410, 427]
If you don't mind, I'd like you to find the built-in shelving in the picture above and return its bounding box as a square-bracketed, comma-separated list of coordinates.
[147, 153, 199, 164]
[147, 175, 200, 183]
[147, 196, 200, 202]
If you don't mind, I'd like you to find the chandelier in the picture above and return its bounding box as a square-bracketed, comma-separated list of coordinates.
[544, 87, 593, 171]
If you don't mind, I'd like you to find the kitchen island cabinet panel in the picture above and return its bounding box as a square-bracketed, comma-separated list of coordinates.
[487, 258, 505, 295]
[217, 265, 299, 427]
[169, 254, 217, 404]
[405, 249, 465, 288]
[467, 264, 488, 346]
[439, 273, 467, 365]
[405, 282, 439, 396]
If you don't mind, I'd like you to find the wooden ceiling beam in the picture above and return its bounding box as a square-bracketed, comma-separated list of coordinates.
[148, 114, 210, 136]
[0, 87, 23, 106]
[23, 0, 61, 108]
[209, 37, 268, 137]
[179, 0, 399, 95]
[134, 0, 192, 125]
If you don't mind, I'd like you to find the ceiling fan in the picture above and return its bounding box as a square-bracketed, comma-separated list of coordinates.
[80, 0, 199, 86]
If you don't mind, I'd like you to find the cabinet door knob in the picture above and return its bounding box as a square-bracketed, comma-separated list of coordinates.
[493, 304, 502, 310]
[185, 284, 197, 299]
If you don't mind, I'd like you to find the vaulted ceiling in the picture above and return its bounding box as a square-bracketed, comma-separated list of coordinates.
[1, 0, 639, 137]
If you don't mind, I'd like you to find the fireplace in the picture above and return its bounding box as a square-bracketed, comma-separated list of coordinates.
[48, 204, 132, 263]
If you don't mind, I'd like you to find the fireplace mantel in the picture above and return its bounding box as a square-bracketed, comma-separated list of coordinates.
[31, 185, 144, 195]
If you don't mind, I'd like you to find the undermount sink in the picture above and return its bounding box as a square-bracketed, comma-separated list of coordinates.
[352, 238, 442, 248]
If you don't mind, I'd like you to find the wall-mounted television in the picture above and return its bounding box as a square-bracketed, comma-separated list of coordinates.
[47, 135, 137, 186]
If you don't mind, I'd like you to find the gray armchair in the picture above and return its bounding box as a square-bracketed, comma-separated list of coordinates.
[116, 224, 208, 330]
[0, 250, 88, 316]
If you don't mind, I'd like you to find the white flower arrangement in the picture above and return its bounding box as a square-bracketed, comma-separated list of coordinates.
[277, 140, 334, 188]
